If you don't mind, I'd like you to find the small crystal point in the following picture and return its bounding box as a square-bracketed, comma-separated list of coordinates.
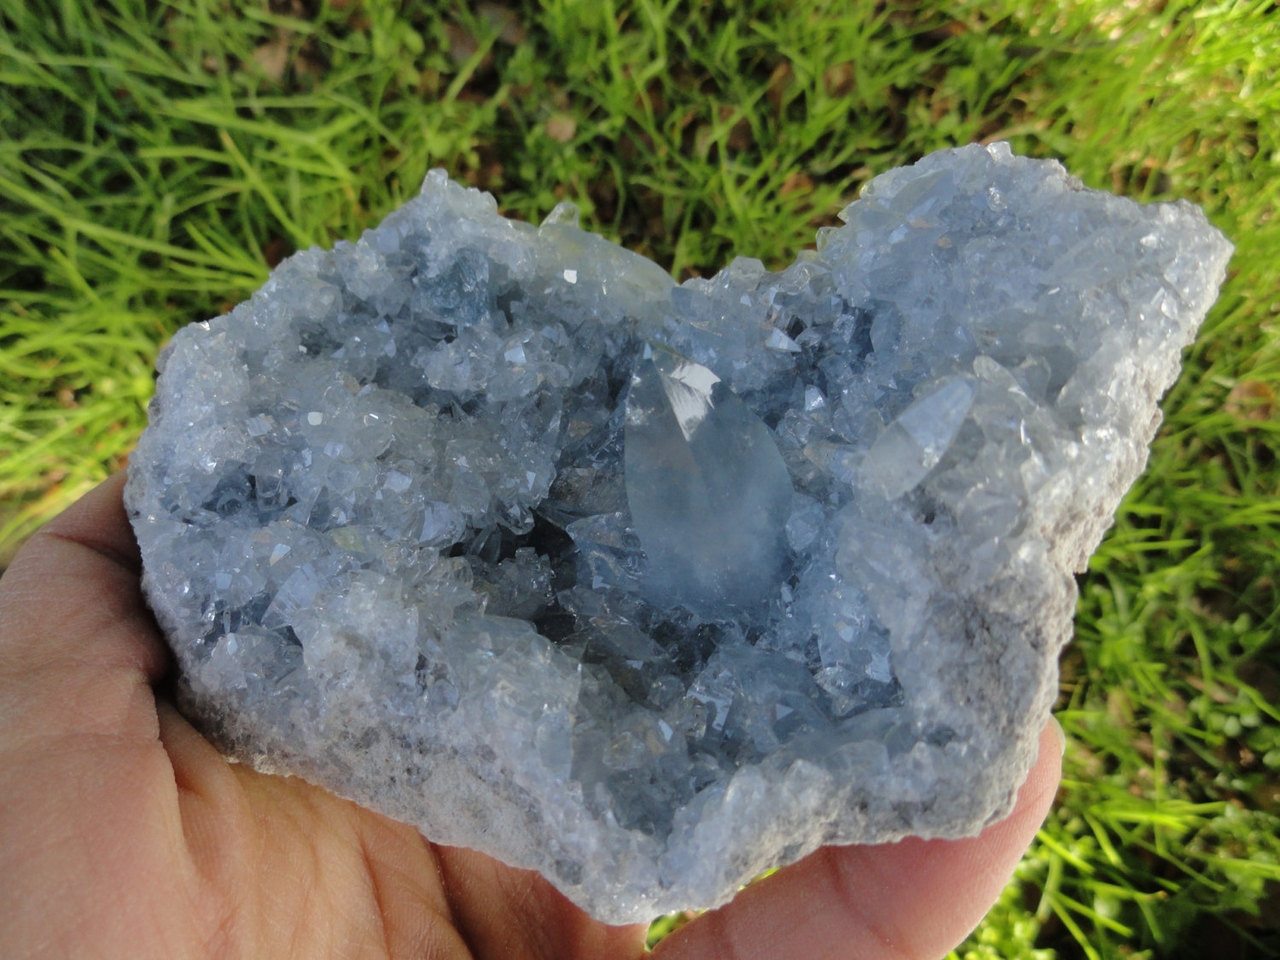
[860, 376, 976, 499]
[623, 347, 794, 618]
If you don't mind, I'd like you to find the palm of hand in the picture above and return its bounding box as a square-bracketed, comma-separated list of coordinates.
[0, 475, 1060, 960]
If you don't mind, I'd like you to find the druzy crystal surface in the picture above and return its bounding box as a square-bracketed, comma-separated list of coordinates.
[127, 144, 1231, 922]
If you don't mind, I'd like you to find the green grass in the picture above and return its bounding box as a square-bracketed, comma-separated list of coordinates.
[2, 1, 1278, 956]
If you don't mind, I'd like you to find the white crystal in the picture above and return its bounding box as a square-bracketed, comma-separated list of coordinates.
[126, 143, 1232, 923]
[860, 375, 976, 498]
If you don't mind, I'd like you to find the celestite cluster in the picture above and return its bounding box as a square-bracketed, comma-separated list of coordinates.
[127, 144, 1231, 922]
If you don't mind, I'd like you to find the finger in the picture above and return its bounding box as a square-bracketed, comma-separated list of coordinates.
[655, 719, 1064, 960]
[434, 843, 650, 960]
[0, 472, 169, 747]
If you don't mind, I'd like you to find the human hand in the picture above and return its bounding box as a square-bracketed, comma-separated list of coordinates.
[0, 474, 1061, 960]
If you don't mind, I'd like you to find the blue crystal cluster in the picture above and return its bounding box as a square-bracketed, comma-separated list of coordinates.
[127, 144, 1231, 921]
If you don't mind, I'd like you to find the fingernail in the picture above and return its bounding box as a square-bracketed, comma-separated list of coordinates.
[1048, 714, 1066, 757]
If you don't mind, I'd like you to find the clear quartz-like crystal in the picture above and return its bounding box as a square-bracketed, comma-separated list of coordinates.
[126, 144, 1232, 924]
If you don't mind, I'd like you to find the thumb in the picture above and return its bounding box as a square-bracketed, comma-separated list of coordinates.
[655, 718, 1064, 960]
[0, 472, 168, 747]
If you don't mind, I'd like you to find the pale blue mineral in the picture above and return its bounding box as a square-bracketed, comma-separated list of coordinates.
[624, 345, 794, 618]
[127, 143, 1232, 922]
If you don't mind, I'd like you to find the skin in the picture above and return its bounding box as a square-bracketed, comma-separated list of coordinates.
[0, 474, 1062, 960]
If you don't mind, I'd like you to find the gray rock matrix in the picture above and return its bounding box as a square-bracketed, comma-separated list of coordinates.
[127, 143, 1231, 922]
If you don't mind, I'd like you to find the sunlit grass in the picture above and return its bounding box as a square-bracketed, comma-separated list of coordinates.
[2, 1, 1277, 956]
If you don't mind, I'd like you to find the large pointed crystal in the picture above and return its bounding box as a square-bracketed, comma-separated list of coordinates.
[623, 347, 793, 618]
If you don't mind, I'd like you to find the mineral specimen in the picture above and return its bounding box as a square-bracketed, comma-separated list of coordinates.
[126, 143, 1232, 923]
